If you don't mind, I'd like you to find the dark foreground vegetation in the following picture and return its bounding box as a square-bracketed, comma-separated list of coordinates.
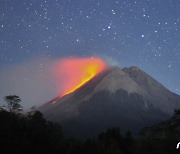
[0, 95, 180, 154]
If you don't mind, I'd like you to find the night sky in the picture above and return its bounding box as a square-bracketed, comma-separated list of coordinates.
[0, 0, 180, 108]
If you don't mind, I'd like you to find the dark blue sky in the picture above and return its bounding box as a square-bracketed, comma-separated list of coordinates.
[0, 0, 180, 95]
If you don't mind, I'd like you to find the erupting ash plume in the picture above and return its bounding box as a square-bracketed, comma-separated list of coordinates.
[52, 57, 107, 104]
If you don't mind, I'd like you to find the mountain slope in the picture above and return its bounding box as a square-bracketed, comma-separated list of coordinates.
[39, 66, 180, 138]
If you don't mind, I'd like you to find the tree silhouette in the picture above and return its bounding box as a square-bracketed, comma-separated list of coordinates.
[27, 106, 37, 115]
[174, 109, 180, 116]
[4, 95, 23, 113]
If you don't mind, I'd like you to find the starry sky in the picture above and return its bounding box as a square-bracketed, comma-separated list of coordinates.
[0, 0, 180, 108]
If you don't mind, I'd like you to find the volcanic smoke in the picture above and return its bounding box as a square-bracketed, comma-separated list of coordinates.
[52, 57, 107, 104]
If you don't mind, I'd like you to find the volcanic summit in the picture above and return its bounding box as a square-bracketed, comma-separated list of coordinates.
[40, 66, 180, 138]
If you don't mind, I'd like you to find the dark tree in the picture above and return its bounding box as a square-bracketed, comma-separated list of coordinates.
[4, 95, 22, 113]
[27, 106, 37, 115]
[174, 109, 180, 116]
[0, 109, 64, 154]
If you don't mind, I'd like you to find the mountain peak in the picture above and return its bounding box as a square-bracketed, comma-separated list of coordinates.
[39, 65, 180, 138]
[123, 66, 148, 78]
[125, 66, 140, 71]
[93, 66, 144, 94]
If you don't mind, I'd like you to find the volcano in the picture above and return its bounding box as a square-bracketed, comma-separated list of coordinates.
[39, 66, 180, 138]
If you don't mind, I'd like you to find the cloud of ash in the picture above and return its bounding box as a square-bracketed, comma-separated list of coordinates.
[0, 57, 63, 110]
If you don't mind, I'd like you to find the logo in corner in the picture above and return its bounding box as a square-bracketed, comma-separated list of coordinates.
[176, 142, 180, 149]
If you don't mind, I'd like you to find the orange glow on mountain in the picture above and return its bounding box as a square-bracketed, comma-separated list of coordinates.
[52, 57, 107, 104]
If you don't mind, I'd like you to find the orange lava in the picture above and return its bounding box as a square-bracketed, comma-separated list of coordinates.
[52, 57, 107, 104]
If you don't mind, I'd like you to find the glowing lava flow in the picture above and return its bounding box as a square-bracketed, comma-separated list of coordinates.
[52, 57, 107, 104]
